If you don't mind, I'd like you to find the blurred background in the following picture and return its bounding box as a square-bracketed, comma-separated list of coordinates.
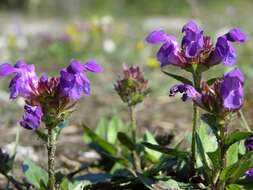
[0, 0, 252, 181]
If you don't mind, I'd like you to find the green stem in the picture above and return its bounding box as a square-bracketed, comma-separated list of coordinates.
[129, 105, 141, 173]
[190, 72, 201, 175]
[47, 127, 57, 190]
[216, 120, 227, 190]
[191, 104, 199, 174]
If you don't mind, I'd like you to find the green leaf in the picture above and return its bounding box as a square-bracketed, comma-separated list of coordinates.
[226, 184, 244, 190]
[143, 130, 162, 162]
[201, 113, 219, 139]
[162, 70, 193, 85]
[117, 132, 135, 150]
[22, 159, 48, 189]
[225, 131, 253, 148]
[226, 143, 238, 166]
[195, 133, 212, 179]
[95, 117, 108, 140]
[142, 142, 189, 161]
[107, 115, 125, 144]
[83, 125, 117, 155]
[220, 151, 253, 184]
[207, 149, 220, 170]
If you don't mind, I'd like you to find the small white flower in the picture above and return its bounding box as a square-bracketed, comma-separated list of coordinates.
[103, 39, 116, 53]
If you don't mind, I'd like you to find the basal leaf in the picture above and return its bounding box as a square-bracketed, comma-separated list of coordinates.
[82, 125, 117, 155]
[22, 159, 48, 189]
[143, 130, 162, 162]
[142, 142, 189, 161]
[117, 132, 135, 151]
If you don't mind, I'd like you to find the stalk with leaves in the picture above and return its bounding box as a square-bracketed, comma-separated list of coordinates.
[0, 59, 102, 189]
[146, 20, 247, 176]
[114, 64, 149, 173]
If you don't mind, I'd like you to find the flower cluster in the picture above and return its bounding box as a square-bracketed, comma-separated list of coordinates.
[0, 59, 102, 129]
[146, 21, 246, 68]
[114, 65, 149, 106]
[169, 68, 244, 116]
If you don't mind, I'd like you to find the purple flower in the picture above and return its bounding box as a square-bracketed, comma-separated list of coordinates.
[59, 59, 102, 100]
[169, 68, 244, 114]
[169, 84, 202, 104]
[20, 105, 43, 130]
[0, 60, 38, 99]
[220, 68, 244, 110]
[181, 21, 204, 58]
[146, 21, 247, 69]
[209, 28, 247, 66]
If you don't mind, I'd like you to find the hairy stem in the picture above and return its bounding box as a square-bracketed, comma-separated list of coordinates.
[129, 105, 141, 173]
[47, 127, 57, 190]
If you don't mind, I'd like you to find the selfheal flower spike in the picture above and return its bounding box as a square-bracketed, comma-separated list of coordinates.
[114, 65, 149, 106]
[169, 68, 244, 115]
[146, 21, 247, 69]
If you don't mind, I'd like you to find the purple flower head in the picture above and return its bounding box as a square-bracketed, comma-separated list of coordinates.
[220, 68, 244, 110]
[146, 21, 247, 69]
[169, 68, 244, 115]
[59, 59, 102, 100]
[0, 60, 38, 99]
[20, 105, 43, 130]
[114, 65, 149, 106]
[181, 21, 204, 58]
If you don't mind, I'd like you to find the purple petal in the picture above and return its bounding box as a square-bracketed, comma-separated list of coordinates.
[225, 28, 247, 43]
[182, 21, 203, 34]
[156, 42, 182, 67]
[246, 168, 253, 177]
[20, 105, 43, 130]
[66, 60, 85, 74]
[0, 63, 16, 78]
[84, 60, 103, 73]
[181, 21, 204, 58]
[220, 68, 244, 110]
[145, 30, 177, 44]
[210, 37, 236, 66]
